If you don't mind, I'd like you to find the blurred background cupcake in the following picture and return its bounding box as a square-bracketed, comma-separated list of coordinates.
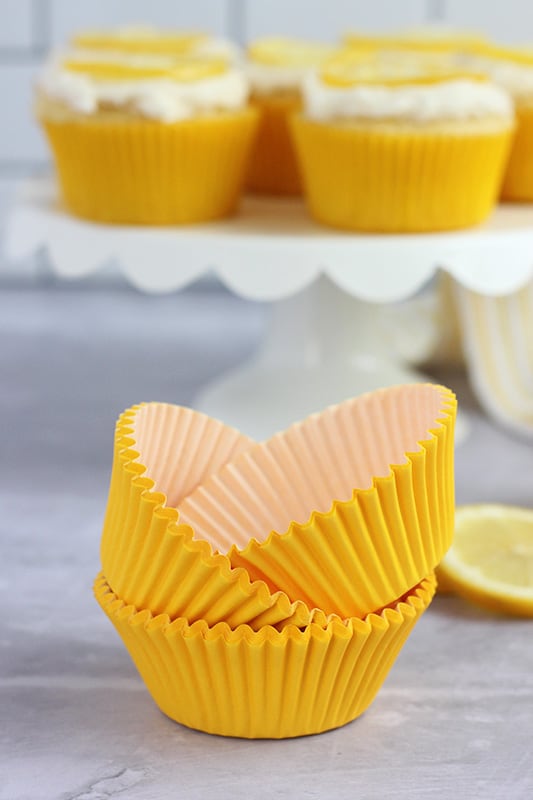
[465, 43, 533, 201]
[245, 36, 334, 195]
[291, 51, 514, 231]
[36, 27, 257, 224]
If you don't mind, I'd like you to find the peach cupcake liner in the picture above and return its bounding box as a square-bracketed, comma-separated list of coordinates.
[94, 571, 436, 739]
[291, 115, 513, 232]
[101, 386, 454, 626]
[100, 403, 315, 630]
[40, 108, 258, 225]
[246, 91, 303, 195]
[179, 384, 456, 618]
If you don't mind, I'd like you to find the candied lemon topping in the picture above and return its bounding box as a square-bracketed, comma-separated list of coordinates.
[342, 31, 488, 54]
[63, 56, 228, 82]
[320, 52, 487, 87]
[248, 37, 334, 67]
[72, 29, 208, 55]
[474, 43, 533, 66]
[438, 504, 533, 617]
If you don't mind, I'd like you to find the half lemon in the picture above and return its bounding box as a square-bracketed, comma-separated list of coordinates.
[438, 504, 533, 617]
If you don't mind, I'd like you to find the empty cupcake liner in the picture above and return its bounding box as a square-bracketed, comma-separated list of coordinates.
[100, 403, 316, 630]
[178, 384, 456, 618]
[94, 571, 436, 739]
[101, 388, 455, 626]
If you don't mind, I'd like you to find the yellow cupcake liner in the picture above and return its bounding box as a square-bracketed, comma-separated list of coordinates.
[291, 115, 513, 232]
[179, 384, 456, 618]
[101, 403, 316, 630]
[501, 104, 533, 201]
[94, 572, 436, 739]
[246, 92, 303, 195]
[40, 108, 258, 225]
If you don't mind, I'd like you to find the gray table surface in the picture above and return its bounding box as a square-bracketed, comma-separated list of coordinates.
[2, 282, 533, 800]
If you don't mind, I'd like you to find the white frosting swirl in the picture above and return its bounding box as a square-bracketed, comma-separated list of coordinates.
[302, 72, 514, 123]
[472, 58, 533, 103]
[246, 61, 311, 94]
[38, 60, 249, 121]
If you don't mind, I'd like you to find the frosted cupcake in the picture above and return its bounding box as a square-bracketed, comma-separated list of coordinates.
[245, 37, 334, 195]
[36, 47, 257, 224]
[466, 45, 533, 201]
[291, 54, 514, 232]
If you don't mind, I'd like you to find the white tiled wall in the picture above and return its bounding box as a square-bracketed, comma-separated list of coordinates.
[0, 64, 48, 163]
[0, 0, 33, 49]
[1, 0, 532, 174]
[48, 0, 230, 45]
[444, 0, 533, 43]
[243, 0, 429, 42]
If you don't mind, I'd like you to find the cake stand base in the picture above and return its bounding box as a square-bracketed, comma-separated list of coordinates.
[196, 359, 431, 441]
[196, 276, 469, 443]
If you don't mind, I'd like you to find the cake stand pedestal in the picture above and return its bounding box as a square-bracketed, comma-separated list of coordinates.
[197, 274, 428, 439]
[6, 178, 533, 440]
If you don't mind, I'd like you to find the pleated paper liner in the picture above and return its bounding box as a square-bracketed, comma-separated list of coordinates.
[290, 115, 513, 232]
[246, 91, 303, 195]
[94, 571, 436, 739]
[100, 403, 316, 630]
[39, 104, 258, 224]
[178, 384, 456, 619]
[501, 104, 533, 200]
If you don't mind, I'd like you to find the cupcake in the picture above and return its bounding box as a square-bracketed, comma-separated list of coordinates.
[245, 37, 334, 195]
[291, 53, 514, 232]
[36, 41, 257, 224]
[466, 45, 533, 201]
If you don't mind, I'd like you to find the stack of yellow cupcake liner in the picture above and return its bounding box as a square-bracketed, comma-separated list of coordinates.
[96, 384, 456, 738]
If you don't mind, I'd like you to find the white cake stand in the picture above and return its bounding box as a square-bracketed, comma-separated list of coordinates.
[6, 178, 533, 440]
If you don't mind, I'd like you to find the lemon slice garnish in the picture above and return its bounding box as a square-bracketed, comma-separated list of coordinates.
[72, 30, 208, 55]
[63, 56, 227, 82]
[248, 37, 334, 67]
[437, 504, 533, 617]
[474, 43, 533, 66]
[321, 52, 486, 87]
[343, 32, 488, 54]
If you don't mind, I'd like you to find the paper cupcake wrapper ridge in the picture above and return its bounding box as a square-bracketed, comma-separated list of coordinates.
[246, 91, 303, 195]
[291, 114, 513, 232]
[94, 572, 436, 739]
[179, 384, 456, 618]
[41, 107, 258, 224]
[101, 404, 316, 629]
[501, 104, 533, 200]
